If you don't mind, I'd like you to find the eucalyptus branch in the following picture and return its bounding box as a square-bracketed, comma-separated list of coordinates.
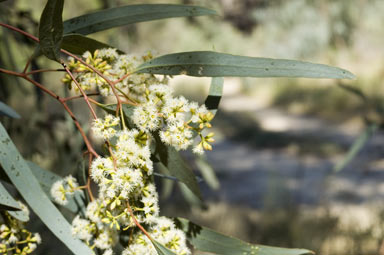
[62, 93, 100, 102]
[0, 67, 99, 158]
[62, 64, 98, 119]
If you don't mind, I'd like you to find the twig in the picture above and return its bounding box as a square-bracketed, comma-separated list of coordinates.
[62, 64, 98, 119]
[62, 93, 100, 102]
[0, 67, 99, 158]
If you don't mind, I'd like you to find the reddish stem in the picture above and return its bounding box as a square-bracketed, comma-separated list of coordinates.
[62, 65, 98, 119]
[126, 201, 152, 240]
[87, 153, 95, 201]
[26, 69, 65, 75]
[62, 93, 100, 102]
[61, 50, 124, 116]
[0, 67, 99, 158]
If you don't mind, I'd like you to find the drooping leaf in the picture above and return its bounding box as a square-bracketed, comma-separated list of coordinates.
[0, 181, 29, 222]
[175, 218, 314, 255]
[38, 0, 64, 62]
[337, 83, 367, 103]
[334, 124, 378, 172]
[0, 101, 20, 119]
[156, 163, 175, 199]
[27, 161, 87, 215]
[61, 34, 123, 55]
[0, 123, 93, 255]
[195, 155, 220, 190]
[63, 4, 217, 35]
[155, 135, 202, 200]
[205, 77, 224, 116]
[152, 240, 177, 255]
[135, 51, 355, 79]
[0, 183, 20, 212]
[178, 182, 206, 208]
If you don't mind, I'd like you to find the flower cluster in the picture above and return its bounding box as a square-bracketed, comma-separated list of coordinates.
[51, 175, 81, 205]
[53, 48, 217, 254]
[0, 203, 41, 255]
[62, 48, 160, 101]
[122, 217, 189, 255]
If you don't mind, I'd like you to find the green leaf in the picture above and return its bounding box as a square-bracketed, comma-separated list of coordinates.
[135, 51, 355, 79]
[0, 101, 20, 119]
[337, 84, 367, 102]
[63, 4, 217, 35]
[195, 155, 220, 190]
[205, 77, 223, 116]
[38, 0, 64, 62]
[0, 181, 30, 222]
[61, 34, 123, 55]
[152, 240, 177, 255]
[155, 135, 202, 200]
[0, 123, 93, 255]
[178, 182, 205, 208]
[334, 124, 378, 172]
[27, 161, 87, 215]
[156, 163, 174, 199]
[175, 218, 314, 255]
[0, 182, 20, 211]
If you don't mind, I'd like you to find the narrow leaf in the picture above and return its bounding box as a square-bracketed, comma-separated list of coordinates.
[195, 155, 220, 190]
[155, 135, 202, 200]
[337, 83, 367, 102]
[63, 4, 217, 35]
[61, 34, 122, 55]
[152, 240, 177, 255]
[175, 218, 313, 255]
[178, 182, 206, 208]
[0, 182, 20, 211]
[0, 181, 30, 222]
[136, 51, 355, 79]
[0, 101, 20, 119]
[156, 163, 174, 199]
[27, 161, 87, 214]
[334, 124, 378, 172]
[0, 123, 93, 255]
[205, 77, 223, 116]
[38, 0, 64, 61]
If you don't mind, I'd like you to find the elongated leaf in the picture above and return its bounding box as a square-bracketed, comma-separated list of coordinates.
[178, 182, 205, 208]
[195, 155, 220, 190]
[205, 77, 223, 116]
[334, 124, 378, 172]
[0, 101, 20, 119]
[155, 134, 202, 200]
[61, 34, 122, 55]
[27, 161, 87, 215]
[337, 83, 367, 102]
[39, 0, 64, 61]
[0, 181, 30, 222]
[175, 218, 313, 255]
[0, 123, 93, 255]
[63, 4, 216, 35]
[156, 163, 175, 199]
[136, 51, 355, 79]
[0, 182, 20, 211]
[152, 240, 177, 255]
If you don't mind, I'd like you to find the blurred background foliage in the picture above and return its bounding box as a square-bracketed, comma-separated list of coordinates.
[2, 0, 384, 254]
